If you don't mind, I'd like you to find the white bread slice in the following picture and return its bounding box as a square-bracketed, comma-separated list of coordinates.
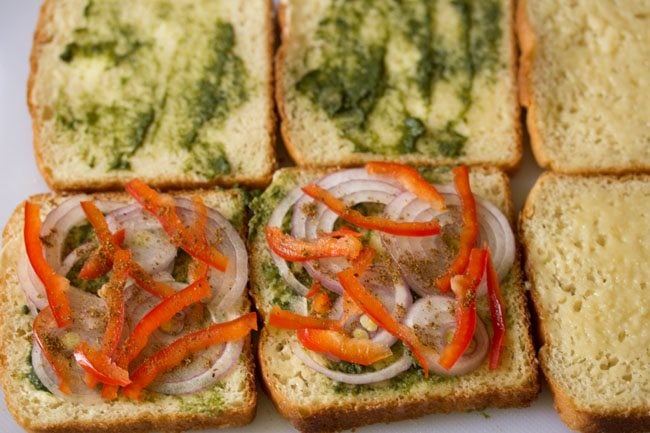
[517, 0, 650, 174]
[0, 189, 255, 433]
[28, 0, 275, 191]
[520, 172, 650, 433]
[249, 167, 539, 432]
[276, 0, 521, 171]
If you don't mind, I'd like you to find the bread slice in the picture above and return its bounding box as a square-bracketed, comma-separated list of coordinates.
[0, 189, 255, 433]
[520, 173, 650, 433]
[249, 167, 539, 432]
[28, 0, 275, 190]
[276, 0, 521, 172]
[517, 0, 650, 174]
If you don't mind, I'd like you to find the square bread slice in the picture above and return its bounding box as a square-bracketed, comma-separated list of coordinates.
[276, 0, 521, 171]
[249, 167, 539, 433]
[520, 173, 650, 433]
[0, 189, 255, 433]
[517, 0, 650, 174]
[28, 0, 275, 190]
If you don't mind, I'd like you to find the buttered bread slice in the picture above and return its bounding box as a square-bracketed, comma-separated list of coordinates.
[517, 0, 650, 174]
[29, 0, 275, 190]
[277, 0, 521, 170]
[520, 173, 650, 433]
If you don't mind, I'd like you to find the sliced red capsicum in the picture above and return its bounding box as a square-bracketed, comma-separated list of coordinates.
[125, 179, 228, 272]
[122, 312, 258, 400]
[98, 248, 130, 356]
[437, 248, 486, 370]
[302, 184, 441, 237]
[265, 226, 362, 262]
[24, 202, 73, 328]
[338, 268, 433, 376]
[297, 328, 392, 366]
[269, 306, 340, 331]
[80, 200, 176, 299]
[78, 229, 125, 280]
[102, 276, 211, 399]
[486, 248, 506, 370]
[117, 277, 211, 368]
[365, 162, 446, 211]
[73, 342, 130, 387]
[436, 166, 479, 292]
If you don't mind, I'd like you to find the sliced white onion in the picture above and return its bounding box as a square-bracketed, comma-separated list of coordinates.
[293, 342, 412, 385]
[30, 289, 108, 401]
[31, 344, 103, 403]
[382, 187, 515, 295]
[404, 295, 489, 376]
[292, 170, 403, 293]
[149, 340, 243, 395]
[41, 198, 123, 273]
[18, 254, 47, 311]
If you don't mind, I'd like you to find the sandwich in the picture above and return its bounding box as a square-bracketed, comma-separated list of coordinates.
[249, 162, 539, 432]
[0, 182, 256, 432]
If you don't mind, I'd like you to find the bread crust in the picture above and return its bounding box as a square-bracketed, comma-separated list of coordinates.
[276, 0, 522, 173]
[0, 191, 257, 433]
[27, 0, 276, 191]
[519, 172, 650, 433]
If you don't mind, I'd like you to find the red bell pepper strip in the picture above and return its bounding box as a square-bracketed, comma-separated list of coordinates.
[101, 277, 211, 399]
[79, 200, 176, 299]
[311, 291, 332, 314]
[78, 229, 126, 280]
[350, 246, 375, 276]
[305, 280, 322, 298]
[117, 278, 211, 368]
[297, 328, 392, 366]
[125, 179, 228, 271]
[122, 312, 258, 400]
[486, 248, 506, 370]
[321, 227, 362, 238]
[437, 247, 487, 370]
[269, 306, 340, 331]
[366, 162, 446, 211]
[32, 308, 72, 394]
[438, 276, 477, 370]
[305, 281, 331, 314]
[98, 249, 130, 356]
[73, 342, 131, 387]
[265, 226, 362, 262]
[302, 184, 441, 237]
[338, 268, 433, 376]
[24, 202, 72, 328]
[435, 166, 479, 292]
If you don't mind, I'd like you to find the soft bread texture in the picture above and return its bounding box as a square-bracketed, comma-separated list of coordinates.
[28, 0, 276, 191]
[520, 173, 650, 433]
[250, 167, 539, 433]
[517, 0, 650, 174]
[276, 0, 522, 171]
[0, 189, 256, 433]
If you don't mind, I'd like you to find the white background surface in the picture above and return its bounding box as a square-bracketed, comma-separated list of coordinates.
[0, 1, 572, 432]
